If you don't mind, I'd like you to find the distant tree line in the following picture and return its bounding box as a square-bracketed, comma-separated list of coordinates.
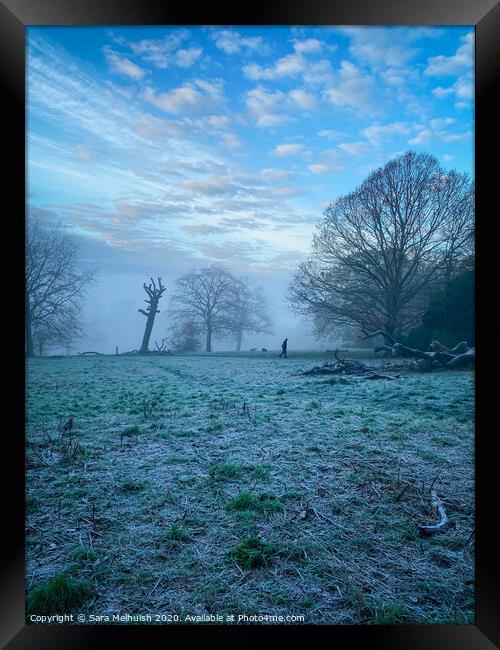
[288, 151, 474, 349]
[25, 218, 273, 357]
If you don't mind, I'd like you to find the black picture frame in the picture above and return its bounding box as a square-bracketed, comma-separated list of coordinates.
[2, 0, 499, 647]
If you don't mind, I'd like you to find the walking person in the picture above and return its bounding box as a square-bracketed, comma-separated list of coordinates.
[279, 338, 288, 358]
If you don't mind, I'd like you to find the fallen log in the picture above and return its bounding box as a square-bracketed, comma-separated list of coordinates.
[78, 351, 103, 356]
[430, 340, 469, 355]
[303, 339, 473, 379]
[449, 341, 470, 355]
[417, 490, 449, 536]
[303, 351, 372, 376]
[360, 331, 474, 371]
[304, 356, 399, 380]
[392, 341, 474, 372]
[447, 348, 475, 369]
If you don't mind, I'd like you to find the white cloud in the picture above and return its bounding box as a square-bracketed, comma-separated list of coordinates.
[408, 129, 432, 145]
[301, 59, 334, 85]
[425, 33, 474, 76]
[202, 115, 230, 129]
[408, 124, 471, 145]
[432, 75, 474, 103]
[271, 143, 304, 156]
[324, 61, 375, 112]
[440, 130, 472, 142]
[245, 87, 290, 128]
[338, 141, 371, 156]
[381, 68, 406, 87]
[243, 54, 305, 81]
[221, 132, 243, 149]
[210, 29, 270, 55]
[245, 85, 318, 127]
[103, 46, 146, 80]
[134, 115, 187, 139]
[260, 168, 292, 181]
[194, 78, 224, 97]
[308, 163, 329, 174]
[318, 129, 345, 140]
[432, 86, 454, 99]
[128, 31, 192, 68]
[342, 26, 442, 70]
[174, 47, 203, 68]
[182, 223, 230, 236]
[271, 186, 300, 197]
[339, 27, 447, 112]
[288, 89, 317, 111]
[454, 77, 474, 100]
[429, 117, 455, 128]
[292, 38, 325, 54]
[181, 174, 238, 196]
[143, 80, 223, 115]
[361, 122, 412, 145]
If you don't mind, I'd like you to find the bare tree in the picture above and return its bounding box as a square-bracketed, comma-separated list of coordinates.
[25, 218, 95, 357]
[169, 264, 236, 352]
[288, 152, 474, 345]
[168, 319, 202, 352]
[223, 278, 273, 351]
[138, 277, 166, 353]
[32, 319, 81, 356]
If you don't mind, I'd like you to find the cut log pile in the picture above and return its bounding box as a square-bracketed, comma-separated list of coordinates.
[302, 350, 403, 380]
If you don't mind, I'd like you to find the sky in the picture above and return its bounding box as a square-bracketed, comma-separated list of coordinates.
[26, 25, 474, 352]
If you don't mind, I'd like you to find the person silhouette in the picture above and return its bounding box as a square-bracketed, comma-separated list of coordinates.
[279, 338, 288, 358]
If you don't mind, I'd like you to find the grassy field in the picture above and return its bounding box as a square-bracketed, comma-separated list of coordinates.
[25, 351, 475, 625]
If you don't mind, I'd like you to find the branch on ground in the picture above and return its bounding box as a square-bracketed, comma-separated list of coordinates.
[417, 489, 449, 536]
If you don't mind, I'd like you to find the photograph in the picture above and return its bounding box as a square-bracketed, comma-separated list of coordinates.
[22, 22, 480, 629]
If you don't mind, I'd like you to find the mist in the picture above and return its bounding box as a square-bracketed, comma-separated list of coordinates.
[76, 260, 328, 355]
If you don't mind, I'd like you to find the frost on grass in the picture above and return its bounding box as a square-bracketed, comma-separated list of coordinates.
[26, 353, 475, 624]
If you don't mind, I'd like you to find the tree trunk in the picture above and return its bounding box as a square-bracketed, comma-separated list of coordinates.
[139, 313, 156, 353]
[206, 326, 212, 352]
[236, 329, 243, 352]
[384, 322, 396, 347]
[25, 288, 34, 358]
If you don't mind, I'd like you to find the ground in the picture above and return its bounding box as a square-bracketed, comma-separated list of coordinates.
[25, 351, 475, 625]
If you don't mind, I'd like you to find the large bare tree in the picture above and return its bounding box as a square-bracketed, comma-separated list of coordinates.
[169, 264, 236, 352]
[25, 218, 95, 357]
[288, 152, 474, 344]
[138, 277, 166, 353]
[223, 278, 273, 351]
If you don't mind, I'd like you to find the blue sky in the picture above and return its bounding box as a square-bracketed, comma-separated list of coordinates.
[26, 26, 474, 351]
